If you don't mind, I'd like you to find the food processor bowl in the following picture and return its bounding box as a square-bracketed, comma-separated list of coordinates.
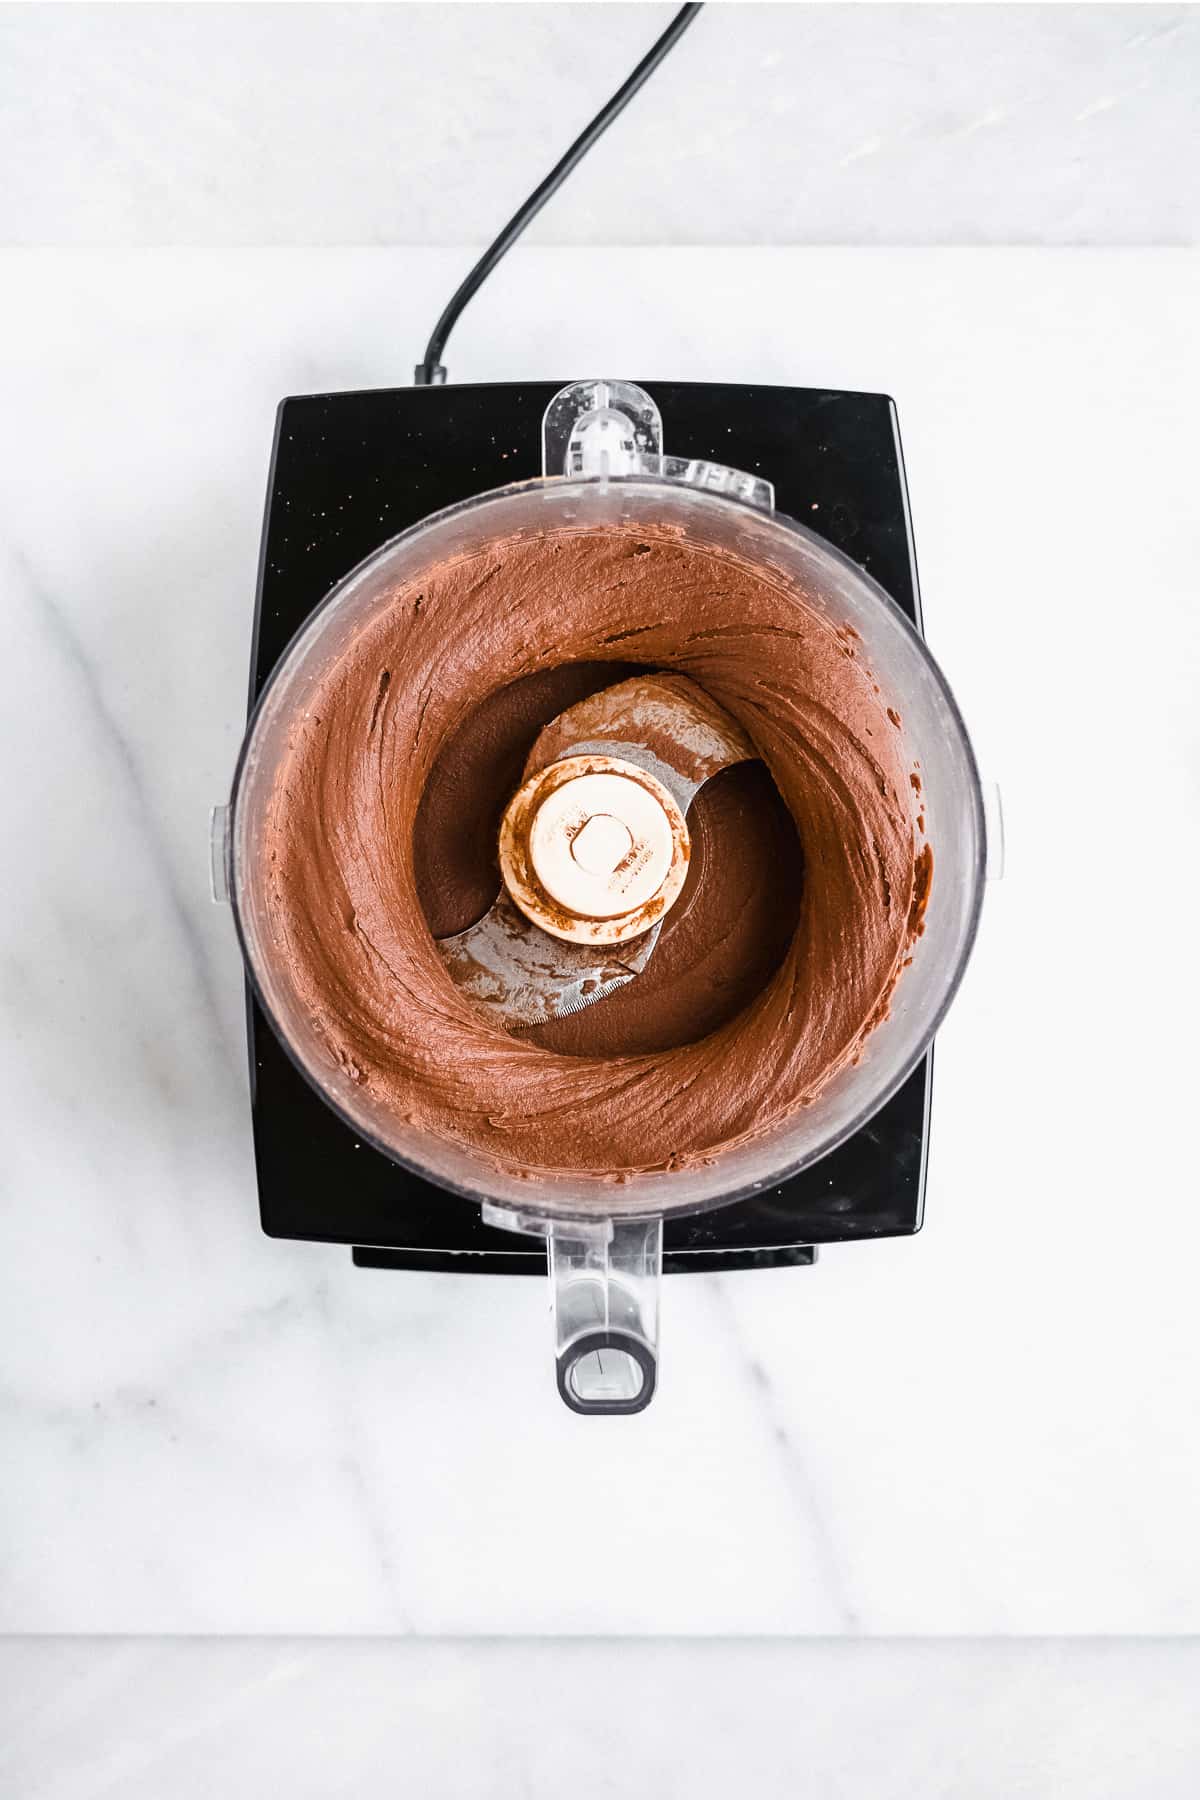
[218, 381, 986, 1413]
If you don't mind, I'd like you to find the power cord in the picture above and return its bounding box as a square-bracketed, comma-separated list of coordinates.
[414, 3, 704, 385]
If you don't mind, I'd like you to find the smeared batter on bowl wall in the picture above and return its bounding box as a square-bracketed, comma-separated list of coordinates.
[263, 524, 930, 1180]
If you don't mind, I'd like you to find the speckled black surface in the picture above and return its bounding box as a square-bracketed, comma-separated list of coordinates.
[244, 380, 930, 1272]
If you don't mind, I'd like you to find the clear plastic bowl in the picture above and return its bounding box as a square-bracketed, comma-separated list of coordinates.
[229, 471, 984, 1221]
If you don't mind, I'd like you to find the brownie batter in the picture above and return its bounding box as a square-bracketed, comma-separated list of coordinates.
[262, 524, 928, 1181]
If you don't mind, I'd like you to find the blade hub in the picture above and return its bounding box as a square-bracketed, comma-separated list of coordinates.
[531, 771, 673, 918]
[499, 753, 690, 946]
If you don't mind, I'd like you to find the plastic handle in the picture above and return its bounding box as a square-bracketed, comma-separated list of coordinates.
[549, 1217, 662, 1414]
[542, 380, 774, 512]
[482, 1203, 663, 1415]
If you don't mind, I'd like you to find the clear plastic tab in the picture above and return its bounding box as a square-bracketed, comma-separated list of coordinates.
[543, 379, 663, 480]
[652, 453, 774, 512]
[209, 804, 231, 903]
[541, 380, 774, 511]
[983, 781, 1006, 881]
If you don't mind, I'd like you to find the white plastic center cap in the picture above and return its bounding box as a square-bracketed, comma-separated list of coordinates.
[529, 771, 675, 920]
[570, 813, 634, 876]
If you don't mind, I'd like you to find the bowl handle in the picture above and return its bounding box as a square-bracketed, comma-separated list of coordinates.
[483, 1204, 663, 1415]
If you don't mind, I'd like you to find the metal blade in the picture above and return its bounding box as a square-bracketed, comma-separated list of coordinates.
[523, 673, 754, 812]
[435, 674, 753, 1030]
[439, 893, 661, 1029]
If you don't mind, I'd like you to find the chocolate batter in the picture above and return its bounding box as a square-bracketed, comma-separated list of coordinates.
[262, 524, 927, 1180]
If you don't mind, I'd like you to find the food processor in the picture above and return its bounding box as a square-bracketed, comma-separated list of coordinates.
[213, 377, 991, 1413]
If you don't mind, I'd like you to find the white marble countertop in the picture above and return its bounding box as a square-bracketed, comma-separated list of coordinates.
[4, 1637, 1199, 1800]
[3, 4, 1196, 246]
[1, 245, 1198, 1659]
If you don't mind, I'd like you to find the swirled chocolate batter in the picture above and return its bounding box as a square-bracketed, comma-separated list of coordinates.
[262, 525, 928, 1180]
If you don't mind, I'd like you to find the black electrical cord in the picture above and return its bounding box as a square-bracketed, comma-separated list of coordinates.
[414, 2, 704, 385]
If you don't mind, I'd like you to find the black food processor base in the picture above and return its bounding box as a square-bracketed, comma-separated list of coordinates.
[247, 380, 930, 1273]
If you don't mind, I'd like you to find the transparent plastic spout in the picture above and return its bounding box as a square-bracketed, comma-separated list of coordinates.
[482, 1203, 663, 1415]
[542, 380, 774, 512]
